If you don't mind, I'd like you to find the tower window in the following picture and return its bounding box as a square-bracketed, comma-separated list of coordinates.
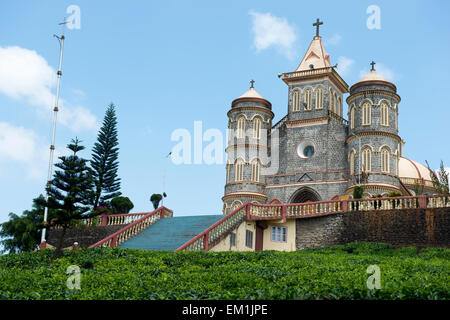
[304, 89, 312, 110]
[333, 92, 337, 114]
[349, 150, 355, 175]
[350, 106, 355, 129]
[362, 103, 371, 125]
[381, 103, 389, 126]
[251, 159, 260, 182]
[329, 88, 333, 110]
[315, 88, 323, 109]
[361, 148, 372, 172]
[253, 118, 261, 139]
[292, 90, 300, 111]
[237, 116, 245, 138]
[235, 160, 244, 181]
[381, 149, 390, 173]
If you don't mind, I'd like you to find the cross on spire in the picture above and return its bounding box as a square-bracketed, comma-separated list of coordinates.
[250, 79, 255, 88]
[313, 18, 323, 37]
[370, 61, 376, 71]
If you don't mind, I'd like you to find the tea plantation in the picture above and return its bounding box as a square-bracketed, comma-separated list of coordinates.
[0, 242, 448, 300]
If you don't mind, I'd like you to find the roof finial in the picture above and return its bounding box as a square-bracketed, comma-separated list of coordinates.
[250, 79, 255, 89]
[313, 18, 323, 37]
[370, 61, 376, 71]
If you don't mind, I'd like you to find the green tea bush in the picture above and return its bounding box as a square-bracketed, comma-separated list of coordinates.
[0, 242, 448, 300]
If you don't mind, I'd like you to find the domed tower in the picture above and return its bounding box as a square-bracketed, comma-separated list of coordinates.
[346, 62, 404, 196]
[222, 81, 274, 214]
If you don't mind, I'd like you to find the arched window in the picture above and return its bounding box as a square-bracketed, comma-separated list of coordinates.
[361, 148, 372, 172]
[329, 88, 333, 110]
[381, 148, 390, 173]
[381, 103, 389, 126]
[304, 89, 312, 110]
[292, 90, 300, 111]
[315, 88, 323, 109]
[338, 97, 342, 116]
[362, 103, 371, 125]
[333, 92, 337, 114]
[231, 200, 243, 211]
[350, 106, 355, 129]
[253, 117, 261, 139]
[251, 159, 260, 182]
[235, 159, 244, 181]
[349, 150, 355, 175]
[237, 116, 245, 138]
[226, 163, 231, 183]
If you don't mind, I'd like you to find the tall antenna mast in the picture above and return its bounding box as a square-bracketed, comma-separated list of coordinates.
[40, 18, 68, 247]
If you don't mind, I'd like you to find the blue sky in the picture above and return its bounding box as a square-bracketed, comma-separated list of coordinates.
[0, 0, 449, 224]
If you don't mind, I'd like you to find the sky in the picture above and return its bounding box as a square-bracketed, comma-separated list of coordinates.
[0, 0, 450, 225]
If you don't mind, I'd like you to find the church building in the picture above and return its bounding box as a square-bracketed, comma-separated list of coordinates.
[222, 19, 435, 215]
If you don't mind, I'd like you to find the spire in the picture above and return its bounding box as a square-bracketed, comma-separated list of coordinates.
[295, 36, 330, 72]
[294, 18, 330, 71]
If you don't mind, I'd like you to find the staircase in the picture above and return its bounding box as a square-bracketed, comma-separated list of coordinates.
[118, 215, 223, 250]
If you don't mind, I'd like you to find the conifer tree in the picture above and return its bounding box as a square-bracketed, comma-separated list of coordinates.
[91, 103, 121, 209]
[46, 138, 94, 256]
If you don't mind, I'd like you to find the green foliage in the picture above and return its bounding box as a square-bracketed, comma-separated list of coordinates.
[0, 195, 55, 254]
[46, 138, 94, 228]
[150, 194, 163, 210]
[426, 160, 449, 195]
[91, 103, 121, 209]
[353, 185, 364, 199]
[0, 242, 448, 300]
[44, 138, 94, 256]
[110, 197, 134, 214]
[387, 192, 402, 197]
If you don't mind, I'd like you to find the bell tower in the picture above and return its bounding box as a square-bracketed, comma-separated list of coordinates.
[222, 81, 274, 214]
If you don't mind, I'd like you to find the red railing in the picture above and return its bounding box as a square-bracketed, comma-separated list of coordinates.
[88, 206, 173, 248]
[176, 203, 248, 251]
[177, 194, 450, 251]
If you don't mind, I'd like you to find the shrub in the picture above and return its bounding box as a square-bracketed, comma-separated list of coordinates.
[110, 197, 134, 214]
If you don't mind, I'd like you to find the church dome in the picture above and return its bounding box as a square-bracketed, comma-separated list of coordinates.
[238, 87, 265, 99]
[398, 157, 433, 181]
[356, 69, 388, 83]
[350, 68, 397, 94]
[231, 83, 272, 110]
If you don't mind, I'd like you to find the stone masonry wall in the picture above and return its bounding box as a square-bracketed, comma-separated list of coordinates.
[47, 225, 125, 248]
[296, 207, 450, 249]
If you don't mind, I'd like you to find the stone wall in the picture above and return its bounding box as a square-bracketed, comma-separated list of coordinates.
[47, 225, 125, 248]
[296, 208, 450, 249]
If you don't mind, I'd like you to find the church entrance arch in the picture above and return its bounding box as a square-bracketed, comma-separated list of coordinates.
[290, 187, 321, 204]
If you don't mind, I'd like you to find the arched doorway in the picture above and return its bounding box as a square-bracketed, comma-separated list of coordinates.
[290, 187, 321, 203]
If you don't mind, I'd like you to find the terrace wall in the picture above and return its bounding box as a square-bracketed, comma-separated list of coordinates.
[296, 208, 450, 249]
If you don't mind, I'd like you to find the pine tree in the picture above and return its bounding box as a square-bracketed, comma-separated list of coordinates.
[46, 138, 94, 256]
[91, 103, 121, 209]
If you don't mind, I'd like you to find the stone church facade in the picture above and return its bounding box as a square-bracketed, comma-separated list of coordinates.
[222, 21, 435, 215]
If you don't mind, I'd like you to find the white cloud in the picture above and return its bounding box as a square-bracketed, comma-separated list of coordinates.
[0, 122, 48, 180]
[249, 10, 297, 59]
[0, 46, 97, 132]
[336, 56, 354, 76]
[324, 34, 342, 46]
[359, 62, 395, 82]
